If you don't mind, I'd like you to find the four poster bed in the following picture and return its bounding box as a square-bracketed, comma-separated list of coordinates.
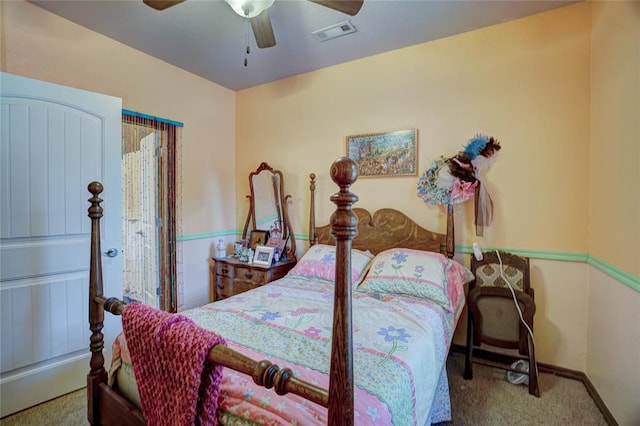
[86, 157, 471, 425]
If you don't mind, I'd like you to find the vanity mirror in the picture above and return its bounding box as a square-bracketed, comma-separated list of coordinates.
[242, 162, 296, 261]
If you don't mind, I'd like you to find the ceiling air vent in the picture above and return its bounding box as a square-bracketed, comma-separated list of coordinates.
[312, 20, 357, 42]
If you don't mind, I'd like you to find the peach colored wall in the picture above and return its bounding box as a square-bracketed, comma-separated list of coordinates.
[1, 0, 237, 309]
[236, 3, 593, 369]
[587, 2, 640, 424]
[236, 4, 591, 256]
[589, 1, 639, 276]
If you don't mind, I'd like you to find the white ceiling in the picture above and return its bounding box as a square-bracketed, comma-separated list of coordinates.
[31, 0, 579, 91]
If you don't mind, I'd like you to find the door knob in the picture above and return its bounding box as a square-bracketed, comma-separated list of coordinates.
[104, 248, 119, 258]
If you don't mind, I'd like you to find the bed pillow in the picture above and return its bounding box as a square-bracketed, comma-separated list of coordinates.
[357, 248, 473, 312]
[288, 244, 373, 285]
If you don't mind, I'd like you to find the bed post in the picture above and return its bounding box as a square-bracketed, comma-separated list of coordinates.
[327, 158, 358, 425]
[309, 173, 317, 246]
[87, 182, 107, 425]
[446, 203, 454, 258]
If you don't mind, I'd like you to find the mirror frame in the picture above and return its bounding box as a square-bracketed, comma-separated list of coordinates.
[242, 162, 296, 261]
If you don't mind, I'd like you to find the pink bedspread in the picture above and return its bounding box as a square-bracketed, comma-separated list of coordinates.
[110, 274, 464, 425]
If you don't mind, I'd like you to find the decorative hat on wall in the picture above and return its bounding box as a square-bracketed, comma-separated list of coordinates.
[417, 134, 501, 236]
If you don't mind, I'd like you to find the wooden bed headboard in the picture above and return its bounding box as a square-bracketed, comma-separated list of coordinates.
[308, 173, 455, 258]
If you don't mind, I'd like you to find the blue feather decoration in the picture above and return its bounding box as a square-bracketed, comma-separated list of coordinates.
[463, 134, 489, 160]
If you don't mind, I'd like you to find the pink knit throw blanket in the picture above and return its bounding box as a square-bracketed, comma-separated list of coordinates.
[122, 303, 226, 426]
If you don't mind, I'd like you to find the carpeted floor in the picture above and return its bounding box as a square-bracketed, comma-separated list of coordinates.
[444, 352, 607, 425]
[1, 352, 607, 425]
[0, 388, 86, 426]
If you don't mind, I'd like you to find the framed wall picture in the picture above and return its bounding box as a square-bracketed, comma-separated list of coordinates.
[345, 128, 418, 177]
[249, 229, 270, 250]
[253, 245, 275, 266]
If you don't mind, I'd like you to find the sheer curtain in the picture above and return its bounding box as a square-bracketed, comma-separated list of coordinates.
[121, 110, 182, 312]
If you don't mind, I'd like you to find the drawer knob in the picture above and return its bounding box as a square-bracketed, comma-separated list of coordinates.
[244, 272, 253, 278]
[221, 268, 229, 274]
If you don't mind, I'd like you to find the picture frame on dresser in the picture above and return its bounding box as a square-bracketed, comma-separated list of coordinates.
[253, 245, 275, 266]
[249, 229, 270, 250]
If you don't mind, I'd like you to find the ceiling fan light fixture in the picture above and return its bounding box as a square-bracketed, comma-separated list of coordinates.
[224, 0, 275, 18]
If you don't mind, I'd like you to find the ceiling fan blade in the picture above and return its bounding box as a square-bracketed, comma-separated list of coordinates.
[250, 10, 276, 49]
[308, 0, 364, 16]
[142, 0, 186, 11]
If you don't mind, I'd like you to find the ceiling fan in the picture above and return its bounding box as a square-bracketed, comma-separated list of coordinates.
[143, 0, 364, 49]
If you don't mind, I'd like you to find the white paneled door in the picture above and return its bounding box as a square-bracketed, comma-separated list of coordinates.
[0, 72, 122, 417]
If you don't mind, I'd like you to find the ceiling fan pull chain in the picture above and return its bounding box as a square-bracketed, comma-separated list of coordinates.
[244, 18, 250, 67]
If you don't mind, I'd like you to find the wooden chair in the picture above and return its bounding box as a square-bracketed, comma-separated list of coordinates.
[463, 250, 540, 397]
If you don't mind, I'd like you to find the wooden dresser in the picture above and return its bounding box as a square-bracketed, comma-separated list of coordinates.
[211, 257, 296, 301]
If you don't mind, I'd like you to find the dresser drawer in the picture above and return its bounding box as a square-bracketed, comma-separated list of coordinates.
[234, 266, 267, 284]
[215, 262, 235, 278]
[216, 277, 259, 300]
[215, 276, 233, 299]
[211, 257, 296, 302]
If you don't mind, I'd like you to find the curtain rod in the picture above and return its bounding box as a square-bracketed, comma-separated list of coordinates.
[122, 109, 184, 127]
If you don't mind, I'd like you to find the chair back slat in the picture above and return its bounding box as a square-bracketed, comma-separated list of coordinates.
[470, 250, 531, 295]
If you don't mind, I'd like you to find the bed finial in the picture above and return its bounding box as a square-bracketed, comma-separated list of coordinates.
[88, 181, 104, 199]
[328, 156, 358, 426]
[330, 157, 358, 190]
[329, 157, 359, 245]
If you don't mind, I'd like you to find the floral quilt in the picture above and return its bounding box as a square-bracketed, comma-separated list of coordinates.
[110, 274, 464, 425]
